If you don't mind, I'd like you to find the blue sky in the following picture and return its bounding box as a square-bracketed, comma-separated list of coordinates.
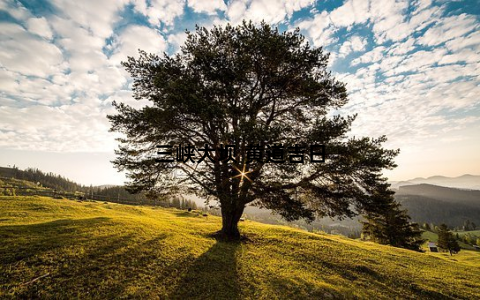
[0, 0, 479, 185]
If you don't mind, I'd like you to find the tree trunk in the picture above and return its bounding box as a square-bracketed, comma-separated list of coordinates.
[220, 204, 245, 239]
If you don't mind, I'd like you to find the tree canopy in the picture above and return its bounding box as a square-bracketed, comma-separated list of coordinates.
[437, 224, 461, 255]
[108, 21, 399, 238]
[361, 187, 424, 251]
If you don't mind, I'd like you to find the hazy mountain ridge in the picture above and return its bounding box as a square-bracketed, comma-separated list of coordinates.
[395, 184, 480, 227]
[397, 184, 480, 207]
[390, 174, 480, 190]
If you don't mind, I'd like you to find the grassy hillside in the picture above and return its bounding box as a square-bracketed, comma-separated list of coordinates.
[457, 230, 480, 237]
[1, 196, 480, 299]
[0, 177, 80, 199]
[422, 230, 477, 251]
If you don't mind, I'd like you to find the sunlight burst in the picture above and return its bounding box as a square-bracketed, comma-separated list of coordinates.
[233, 164, 253, 182]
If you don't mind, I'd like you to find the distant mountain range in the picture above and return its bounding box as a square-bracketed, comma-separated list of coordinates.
[390, 174, 480, 190]
[395, 184, 480, 227]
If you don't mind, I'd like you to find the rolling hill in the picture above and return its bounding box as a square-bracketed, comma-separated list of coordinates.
[1, 196, 479, 299]
[396, 184, 480, 227]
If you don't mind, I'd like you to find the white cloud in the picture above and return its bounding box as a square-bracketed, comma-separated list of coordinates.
[285, 0, 315, 16]
[227, 0, 315, 25]
[0, 23, 65, 77]
[417, 13, 479, 47]
[412, 0, 433, 12]
[188, 0, 226, 15]
[339, 35, 367, 57]
[227, 0, 286, 24]
[384, 48, 448, 76]
[297, 11, 336, 47]
[133, 0, 185, 26]
[329, 0, 370, 28]
[445, 30, 480, 52]
[0, 68, 20, 95]
[49, 16, 108, 73]
[50, 0, 129, 39]
[387, 37, 415, 55]
[438, 48, 479, 65]
[110, 25, 167, 65]
[0, 104, 117, 152]
[369, 0, 410, 43]
[26, 17, 53, 40]
[0, 0, 479, 173]
[167, 31, 189, 52]
[50, 16, 105, 52]
[226, 0, 248, 24]
[351, 46, 386, 66]
[408, 5, 442, 32]
[300, 0, 421, 46]
[0, 0, 31, 21]
[340, 57, 480, 148]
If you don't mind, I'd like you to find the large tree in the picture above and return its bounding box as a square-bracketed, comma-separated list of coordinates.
[108, 21, 399, 239]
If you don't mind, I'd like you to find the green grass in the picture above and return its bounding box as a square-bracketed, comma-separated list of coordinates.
[1, 196, 480, 299]
[457, 230, 480, 237]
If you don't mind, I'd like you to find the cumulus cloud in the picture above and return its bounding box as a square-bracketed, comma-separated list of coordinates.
[227, 0, 315, 25]
[338, 35, 367, 57]
[296, 11, 336, 47]
[0, 104, 116, 152]
[50, 0, 130, 38]
[445, 30, 480, 52]
[351, 46, 386, 66]
[133, 0, 185, 26]
[188, 0, 226, 15]
[167, 31, 189, 52]
[26, 17, 53, 40]
[110, 25, 167, 65]
[0, 0, 31, 21]
[0, 23, 65, 77]
[418, 13, 479, 46]
[329, 0, 370, 28]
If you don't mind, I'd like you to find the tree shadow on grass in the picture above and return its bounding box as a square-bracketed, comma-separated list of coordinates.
[167, 239, 243, 300]
[0, 217, 175, 298]
[0, 217, 112, 264]
[0, 217, 143, 298]
[56, 233, 169, 299]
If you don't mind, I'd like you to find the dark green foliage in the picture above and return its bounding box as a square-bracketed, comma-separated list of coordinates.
[169, 196, 198, 209]
[91, 185, 155, 205]
[108, 21, 398, 238]
[463, 234, 474, 245]
[0, 166, 168, 206]
[423, 223, 431, 231]
[395, 185, 480, 228]
[437, 224, 461, 255]
[463, 220, 477, 231]
[362, 187, 424, 251]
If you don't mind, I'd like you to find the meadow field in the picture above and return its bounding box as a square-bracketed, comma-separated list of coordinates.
[1, 196, 479, 299]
